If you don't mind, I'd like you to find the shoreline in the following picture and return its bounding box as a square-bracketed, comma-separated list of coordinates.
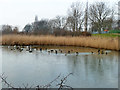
[1, 45, 119, 52]
[1, 34, 120, 51]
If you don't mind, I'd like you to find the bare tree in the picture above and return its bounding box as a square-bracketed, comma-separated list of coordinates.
[67, 2, 84, 32]
[84, 1, 89, 32]
[2, 25, 13, 34]
[13, 27, 19, 34]
[48, 16, 67, 30]
[118, 1, 120, 29]
[89, 2, 111, 33]
[103, 8, 115, 30]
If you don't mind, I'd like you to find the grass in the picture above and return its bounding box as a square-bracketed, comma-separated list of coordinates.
[1, 34, 120, 51]
[109, 30, 120, 33]
[92, 33, 120, 37]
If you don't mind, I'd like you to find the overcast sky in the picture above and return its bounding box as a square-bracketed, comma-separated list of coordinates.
[0, 0, 119, 30]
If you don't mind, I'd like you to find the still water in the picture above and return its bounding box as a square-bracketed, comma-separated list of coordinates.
[1, 46, 118, 88]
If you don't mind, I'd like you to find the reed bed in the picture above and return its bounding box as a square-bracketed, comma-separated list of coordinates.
[1, 34, 120, 51]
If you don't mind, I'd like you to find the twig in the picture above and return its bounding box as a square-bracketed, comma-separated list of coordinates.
[57, 73, 73, 90]
[0, 73, 15, 89]
[0, 73, 73, 89]
[36, 73, 61, 88]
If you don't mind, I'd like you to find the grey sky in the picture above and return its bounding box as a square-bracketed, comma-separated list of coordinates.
[0, 0, 119, 30]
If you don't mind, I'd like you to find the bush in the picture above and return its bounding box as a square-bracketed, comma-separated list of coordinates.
[81, 31, 91, 36]
[53, 29, 82, 36]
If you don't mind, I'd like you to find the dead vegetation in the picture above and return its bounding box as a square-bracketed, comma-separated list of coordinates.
[1, 34, 120, 51]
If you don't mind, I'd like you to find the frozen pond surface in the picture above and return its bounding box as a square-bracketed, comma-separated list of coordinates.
[1, 46, 118, 88]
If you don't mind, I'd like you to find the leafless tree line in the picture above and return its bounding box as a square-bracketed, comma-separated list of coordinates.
[0, 73, 73, 90]
[1, 1, 119, 35]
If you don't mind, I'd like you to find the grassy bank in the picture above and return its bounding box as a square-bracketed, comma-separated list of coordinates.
[92, 33, 120, 37]
[1, 34, 120, 51]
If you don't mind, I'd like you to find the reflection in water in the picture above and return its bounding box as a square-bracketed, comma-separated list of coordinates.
[1, 46, 118, 88]
[66, 53, 118, 88]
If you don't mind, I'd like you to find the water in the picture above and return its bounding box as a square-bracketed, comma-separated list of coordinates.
[1, 46, 118, 88]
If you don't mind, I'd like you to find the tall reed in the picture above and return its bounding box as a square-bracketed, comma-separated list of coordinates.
[1, 34, 120, 51]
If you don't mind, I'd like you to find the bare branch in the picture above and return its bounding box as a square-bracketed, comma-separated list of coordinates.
[0, 73, 73, 89]
[0, 73, 15, 89]
[57, 73, 73, 90]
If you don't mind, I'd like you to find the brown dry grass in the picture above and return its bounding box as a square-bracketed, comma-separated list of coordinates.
[1, 34, 120, 51]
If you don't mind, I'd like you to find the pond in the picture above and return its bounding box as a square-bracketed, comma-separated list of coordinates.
[1, 46, 118, 88]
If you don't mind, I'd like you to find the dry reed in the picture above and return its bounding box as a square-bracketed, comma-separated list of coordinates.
[1, 34, 120, 51]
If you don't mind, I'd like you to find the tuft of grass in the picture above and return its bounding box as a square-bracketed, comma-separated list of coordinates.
[1, 34, 120, 51]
